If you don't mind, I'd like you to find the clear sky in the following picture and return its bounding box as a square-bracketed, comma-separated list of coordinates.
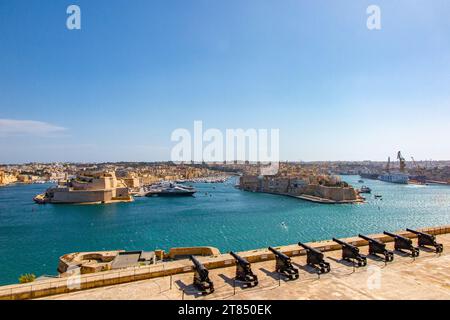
[1, 0, 449, 163]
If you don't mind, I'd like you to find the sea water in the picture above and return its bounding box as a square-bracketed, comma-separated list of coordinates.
[0, 175, 449, 285]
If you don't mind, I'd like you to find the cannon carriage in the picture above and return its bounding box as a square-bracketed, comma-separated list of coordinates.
[229, 251, 258, 287]
[332, 238, 367, 267]
[384, 231, 420, 257]
[406, 229, 443, 253]
[268, 247, 299, 280]
[358, 234, 394, 262]
[189, 255, 215, 295]
[298, 242, 331, 274]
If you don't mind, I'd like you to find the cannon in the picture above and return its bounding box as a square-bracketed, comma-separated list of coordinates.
[358, 234, 394, 262]
[229, 251, 258, 287]
[298, 242, 331, 274]
[332, 238, 367, 267]
[406, 228, 443, 253]
[268, 247, 299, 280]
[189, 255, 214, 295]
[383, 231, 420, 257]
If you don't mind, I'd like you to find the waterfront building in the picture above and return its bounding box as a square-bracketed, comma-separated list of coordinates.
[116, 171, 141, 192]
[34, 170, 133, 204]
[0, 170, 17, 186]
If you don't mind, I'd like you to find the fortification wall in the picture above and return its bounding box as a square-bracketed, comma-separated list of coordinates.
[303, 185, 358, 201]
[51, 189, 113, 203]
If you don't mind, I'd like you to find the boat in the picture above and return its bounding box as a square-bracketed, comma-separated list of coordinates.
[359, 186, 371, 193]
[145, 182, 196, 197]
[33, 193, 47, 204]
[358, 179, 364, 183]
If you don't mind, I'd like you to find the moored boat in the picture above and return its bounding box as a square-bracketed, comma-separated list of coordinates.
[359, 186, 372, 193]
[33, 193, 48, 204]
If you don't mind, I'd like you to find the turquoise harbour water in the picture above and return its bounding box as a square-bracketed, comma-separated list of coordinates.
[0, 175, 450, 285]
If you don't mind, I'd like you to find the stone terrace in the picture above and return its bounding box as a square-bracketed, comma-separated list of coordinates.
[42, 233, 450, 300]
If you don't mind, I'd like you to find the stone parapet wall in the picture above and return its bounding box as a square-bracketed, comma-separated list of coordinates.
[167, 247, 221, 259]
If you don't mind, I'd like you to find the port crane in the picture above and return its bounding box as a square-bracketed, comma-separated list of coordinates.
[385, 151, 406, 173]
[411, 156, 425, 175]
[397, 151, 406, 172]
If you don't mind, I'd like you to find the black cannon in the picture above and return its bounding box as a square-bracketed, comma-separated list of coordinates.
[268, 247, 299, 280]
[298, 242, 331, 274]
[406, 228, 443, 253]
[358, 234, 394, 262]
[190, 255, 214, 295]
[332, 238, 367, 267]
[229, 251, 258, 287]
[383, 231, 420, 257]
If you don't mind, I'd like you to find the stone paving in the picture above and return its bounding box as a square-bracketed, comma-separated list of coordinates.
[42, 234, 450, 300]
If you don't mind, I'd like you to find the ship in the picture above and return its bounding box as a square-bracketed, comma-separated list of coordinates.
[379, 173, 409, 184]
[378, 152, 409, 184]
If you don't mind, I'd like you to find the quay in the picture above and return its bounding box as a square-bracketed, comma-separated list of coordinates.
[254, 192, 364, 204]
[0, 225, 449, 300]
[294, 194, 364, 204]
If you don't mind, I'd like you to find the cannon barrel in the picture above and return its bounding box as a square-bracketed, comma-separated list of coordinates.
[230, 251, 250, 267]
[298, 242, 323, 255]
[358, 234, 384, 245]
[190, 255, 208, 276]
[332, 238, 358, 250]
[383, 231, 411, 243]
[406, 228, 435, 239]
[268, 247, 290, 261]
[189, 255, 214, 295]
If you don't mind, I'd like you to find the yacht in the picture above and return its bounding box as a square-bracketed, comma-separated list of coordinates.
[145, 182, 197, 197]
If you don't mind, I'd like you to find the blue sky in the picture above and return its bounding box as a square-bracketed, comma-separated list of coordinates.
[0, 0, 449, 163]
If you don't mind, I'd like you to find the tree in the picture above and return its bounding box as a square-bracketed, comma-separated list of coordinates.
[18, 273, 36, 284]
